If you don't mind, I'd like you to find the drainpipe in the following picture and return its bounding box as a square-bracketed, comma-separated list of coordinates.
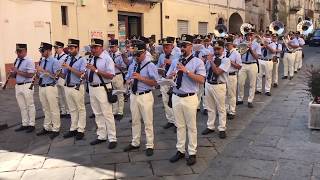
[160, 2, 163, 39]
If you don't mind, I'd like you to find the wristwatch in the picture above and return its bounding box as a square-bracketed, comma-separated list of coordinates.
[94, 69, 99, 73]
[186, 70, 190, 75]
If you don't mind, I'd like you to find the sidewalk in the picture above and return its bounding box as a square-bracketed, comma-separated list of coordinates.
[199, 49, 320, 180]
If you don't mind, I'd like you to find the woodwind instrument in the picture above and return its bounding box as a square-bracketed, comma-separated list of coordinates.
[75, 69, 87, 91]
[2, 71, 13, 90]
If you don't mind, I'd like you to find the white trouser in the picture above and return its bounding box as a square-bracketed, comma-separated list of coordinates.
[197, 84, 206, 109]
[112, 74, 124, 115]
[172, 94, 198, 155]
[256, 59, 274, 93]
[238, 63, 258, 103]
[226, 74, 237, 115]
[160, 85, 174, 124]
[283, 52, 295, 77]
[89, 85, 117, 142]
[130, 92, 154, 149]
[15, 83, 36, 126]
[205, 83, 227, 131]
[64, 85, 86, 133]
[295, 50, 303, 71]
[39, 86, 60, 132]
[272, 58, 280, 84]
[56, 78, 69, 115]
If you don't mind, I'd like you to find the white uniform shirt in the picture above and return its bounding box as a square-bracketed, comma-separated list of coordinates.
[227, 48, 242, 73]
[206, 55, 231, 83]
[298, 37, 305, 50]
[241, 41, 261, 63]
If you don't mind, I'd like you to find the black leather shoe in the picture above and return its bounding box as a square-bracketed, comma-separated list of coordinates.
[265, 92, 272, 96]
[89, 114, 95, 119]
[108, 141, 117, 149]
[170, 151, 185, 163]
[294, 71, 298, 74]
[289, 76, 293, 80]
[36, 129, 51, 136]
[227, 114, 235, 120]
[25, 126, 35, 133]
[248, 102, 254, 108]
[75, 132, 84, 140]
[186, 155, 197, 166]
[282, 76, 288, 79]
[163, 122, 174, 129]
[123, 144, 140, 152]
[255, 91, 262, 94]
[90, 139, 106, 145]
[219, 131, 227, 139]
[63, 130, 77, 139]
[15, 126, 29, 132]
[202, 109, 208, 115]
[49, 131, 60, 140]
[273, 83, 278, 88]
[116, 114, 123, 121]
[297, 68, 301, 71]
[236, 101, 243, 105]
[201, 128, 215, 135]
[146, 148, 154, 156]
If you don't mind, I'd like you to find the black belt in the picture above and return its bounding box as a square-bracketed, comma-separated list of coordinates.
[39, 83, 55, 87]
[229, 72, 236, 76]
[262, 59, 273, 61]
[133, 90, 151, 95]
[115, 72, 122, 75]
[90, 83, 108, 87]
[296, 49, 302, 51]
[243, 62, 256, 64]
[16, 82, 31, 85]
[207, 81, 225, 85]
[173, 92, 195, 97]
[65, 84, 79, 88]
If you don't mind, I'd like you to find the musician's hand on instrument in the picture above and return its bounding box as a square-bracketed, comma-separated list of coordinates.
[115, 64, 122, 69]
[61, 63, 70, 69]
[164, 59, 171, 65]
[36, 66, 43, 72]
[86, 64, 96, 71]
[177, 64, 187, 73]
[132, 72, 142, 80]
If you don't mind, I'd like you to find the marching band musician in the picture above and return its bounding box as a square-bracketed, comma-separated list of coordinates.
[12, 44, 36, 133]
[282, 32, 299, 80]
[167, 34, 206, 166]
[237, 32, 261, 108]
[54, 41, 70, 118]
[202, 40, 231, 138]
[157, 37, 180, 130]
[225, 37, 242, 120]
[123, 40, 159, 157]
[36, 42, 61, 139]
[294, 32, 305, 72]
[61, 39, 87, 140]
[109, 39, 126, 121]
[271, 34, 283, 88]
[256, 33, 274, 96]
[86, 38, 117, 149]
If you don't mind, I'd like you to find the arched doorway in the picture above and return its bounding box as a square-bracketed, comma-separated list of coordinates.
[229, 13, 243, 33]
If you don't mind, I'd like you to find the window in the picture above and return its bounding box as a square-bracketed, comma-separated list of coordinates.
[61, 6, 68, 26]
[177, 20, 188, 37]
[198, 22, 208, 35]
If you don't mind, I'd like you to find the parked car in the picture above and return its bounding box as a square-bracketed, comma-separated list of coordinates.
[309, 29, 320, 46]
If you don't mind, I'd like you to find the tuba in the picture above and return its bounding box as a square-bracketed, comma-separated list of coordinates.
[213, 24, 228, 38]
[269, 21, 285, 35]
[297, 20, 314, 36]
[240, 23, 254, 35]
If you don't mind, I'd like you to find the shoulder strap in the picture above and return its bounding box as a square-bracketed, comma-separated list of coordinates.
[140, 61, 151, 71]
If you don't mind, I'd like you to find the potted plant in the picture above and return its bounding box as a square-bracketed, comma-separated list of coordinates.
[306, 65, 320, 129]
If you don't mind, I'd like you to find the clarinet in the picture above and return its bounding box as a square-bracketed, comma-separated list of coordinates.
[75, 69, 86, 91]
[29, 58, 42, 90]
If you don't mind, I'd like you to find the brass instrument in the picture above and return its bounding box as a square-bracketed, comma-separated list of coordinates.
[297, 20, 314, 36]
[213, 24, 228, 38]
[282, 34, 295, 52]
[240, 23, 254, 36]
[269, 21, 285, 35]
[236, 42, 249, 55]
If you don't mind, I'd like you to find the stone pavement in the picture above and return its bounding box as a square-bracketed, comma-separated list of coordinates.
[199, 48, 320, 180]
[0, 47, 319, 180]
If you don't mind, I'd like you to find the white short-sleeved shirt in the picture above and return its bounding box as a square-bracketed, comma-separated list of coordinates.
[241, 41, 261, 63]
[227, 48, 242, 73]
[206, 56, 230, 84]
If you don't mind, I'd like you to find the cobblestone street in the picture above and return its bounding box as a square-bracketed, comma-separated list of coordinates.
[0, 47, 319, 180]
